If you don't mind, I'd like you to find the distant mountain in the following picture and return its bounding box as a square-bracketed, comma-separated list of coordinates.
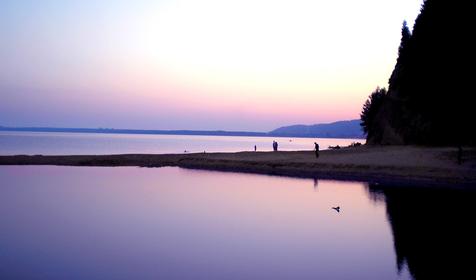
[1, 120, 364, 139]
[269, 120, 364, 138]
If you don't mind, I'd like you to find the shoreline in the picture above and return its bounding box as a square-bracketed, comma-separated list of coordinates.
[1, 146, 475, 188]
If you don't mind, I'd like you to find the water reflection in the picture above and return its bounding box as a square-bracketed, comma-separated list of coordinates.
[0, 166, 421, 279]
[367, 184, 476, 279]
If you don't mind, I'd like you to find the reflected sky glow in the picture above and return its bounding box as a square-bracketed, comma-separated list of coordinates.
[0, 131, 362, 155]
[0, 166, 412, 279]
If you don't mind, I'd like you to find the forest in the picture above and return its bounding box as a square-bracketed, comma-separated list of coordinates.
[361, 0, 474, 146]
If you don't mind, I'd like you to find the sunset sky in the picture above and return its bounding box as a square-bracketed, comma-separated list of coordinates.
[0, 0, 423, 131]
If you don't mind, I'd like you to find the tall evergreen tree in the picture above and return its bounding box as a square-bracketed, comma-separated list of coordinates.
[360, 87, 386, 139]
[389, 21, 412, 92]
[398, 21, 411, 58]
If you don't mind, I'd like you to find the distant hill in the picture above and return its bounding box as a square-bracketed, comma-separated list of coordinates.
[269, 120, 364, 138]
[1, 120, 364, 139]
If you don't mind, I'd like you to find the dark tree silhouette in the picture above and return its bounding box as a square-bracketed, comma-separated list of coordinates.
[398, 21, 411, 56]
[388, 21, 411, 92]
[360, 87, 386, 138]
[365, 0, 475, 146]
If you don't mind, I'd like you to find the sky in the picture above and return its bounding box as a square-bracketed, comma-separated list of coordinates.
[0, 0, 423, 131]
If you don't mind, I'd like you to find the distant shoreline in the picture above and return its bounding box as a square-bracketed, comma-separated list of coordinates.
[1, 146, 474, 188]
[0, 122, 365, 139]
[0, 126, 268, 138]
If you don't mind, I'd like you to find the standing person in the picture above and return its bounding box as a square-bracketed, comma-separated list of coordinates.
[254, 145, 257, 152]
[458, 145, 463, 165]
[314, 142, 319, 158]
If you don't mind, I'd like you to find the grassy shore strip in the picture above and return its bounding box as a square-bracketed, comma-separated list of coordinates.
[1, 146, 475, 188]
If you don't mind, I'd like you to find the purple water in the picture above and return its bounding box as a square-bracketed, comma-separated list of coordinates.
[0, 166, 413, 280]
[0, 131, 362, 155]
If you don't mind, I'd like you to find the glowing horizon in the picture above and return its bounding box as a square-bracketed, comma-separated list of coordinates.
[0, 0, 423, 131]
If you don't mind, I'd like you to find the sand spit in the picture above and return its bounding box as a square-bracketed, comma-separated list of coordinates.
[1, 146, 475, 188]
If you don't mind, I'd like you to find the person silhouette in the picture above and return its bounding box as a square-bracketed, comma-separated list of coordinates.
[314, 142, 320, 158]
[458, 145, 463, 164]
[254, 145, 257, 152]
[272, 141, 277, 151]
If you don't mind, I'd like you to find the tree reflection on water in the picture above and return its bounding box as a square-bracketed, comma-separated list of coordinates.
[367, 183, 476, 280]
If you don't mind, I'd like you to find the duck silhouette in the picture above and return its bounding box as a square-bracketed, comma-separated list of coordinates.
[332, 206, 340, 212]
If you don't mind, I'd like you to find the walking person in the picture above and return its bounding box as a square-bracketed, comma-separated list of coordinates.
[314, 142, 319, 158]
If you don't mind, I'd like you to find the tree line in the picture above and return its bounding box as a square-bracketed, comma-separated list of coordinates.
[360, 0, 474, 146]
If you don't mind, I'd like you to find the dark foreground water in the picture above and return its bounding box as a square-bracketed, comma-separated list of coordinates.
[1, 166, 474, 280]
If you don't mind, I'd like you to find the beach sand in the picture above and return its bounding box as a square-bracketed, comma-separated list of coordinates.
[1, 145, 475, 187]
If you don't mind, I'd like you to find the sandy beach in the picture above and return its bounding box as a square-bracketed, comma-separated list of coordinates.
[1, 145, 475, 188]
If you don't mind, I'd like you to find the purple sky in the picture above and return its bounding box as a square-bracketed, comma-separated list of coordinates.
[0, 0, 423, 131]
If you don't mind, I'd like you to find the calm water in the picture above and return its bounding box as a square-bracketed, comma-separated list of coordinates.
[0, 131, 362, 155]
[3, 166, 472, 280]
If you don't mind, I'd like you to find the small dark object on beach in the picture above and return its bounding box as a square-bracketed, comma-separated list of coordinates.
[329, 145, 341, 150]
[349, 142, 362, 147]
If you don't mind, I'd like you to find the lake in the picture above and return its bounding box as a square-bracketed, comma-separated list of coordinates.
[0, 131, 361, 155]
[3, 166, 473, 279]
